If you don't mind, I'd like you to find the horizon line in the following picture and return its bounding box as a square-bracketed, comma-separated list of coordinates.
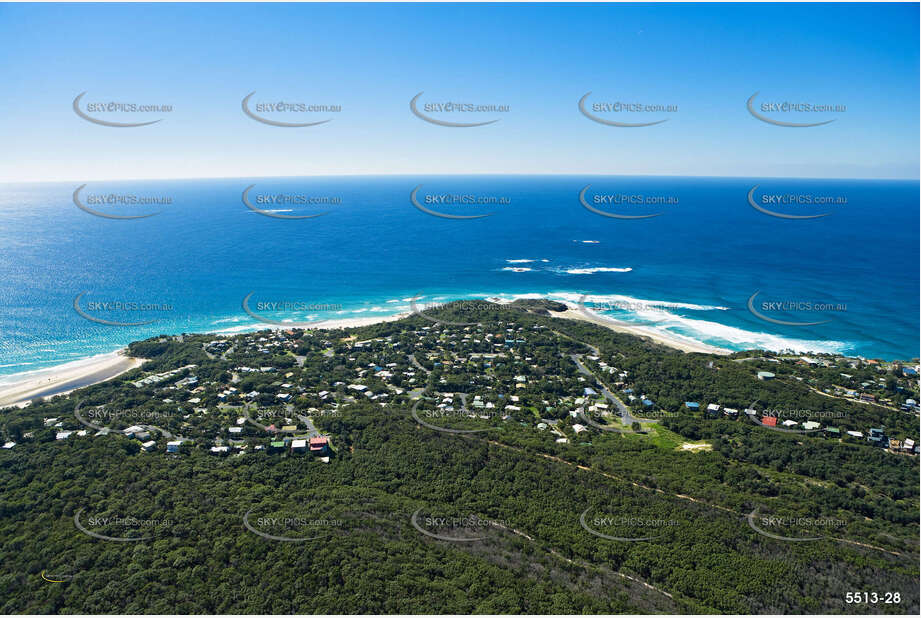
[2, 171, 919, 185]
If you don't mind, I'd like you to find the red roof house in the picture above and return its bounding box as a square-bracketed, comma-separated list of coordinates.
[761, 416, 778, 427]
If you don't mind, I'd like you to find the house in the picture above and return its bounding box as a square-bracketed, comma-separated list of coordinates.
[723, 407, 738, 418]
[210, 446, 230, 455]
[761, 416, 778, 427]
[744, 408, 758, 417]
[845, 430, 864, 439]
[903, 438, 916, 453]
[642, 399, 654, 407]
[584, 387, 598, 396]
[309, 437, 329, 454]
[228, 426, 243, 435]
[166, 441, 182, 453]
[757, 371, 775, 381]
[55, 431, 73, 440]
[859, 393, 876, 403]
[802, 421, 821, 431]
[123, 425, 145, 438]
[706, 403, 720, 418]
[141, 440, 156, 452]
[555, 437, 569, 444]
[685, 402, 699, 411]
[824, 427, 840, 437]
[268, 441, 286, 453]
[867, 427, 886, 446]
[781, 419, 798, 428]
[572, 424, 587, 434]
[2, 441, 15, 449]
[291, 439, 308, 453]
[281, 425, 297, 432]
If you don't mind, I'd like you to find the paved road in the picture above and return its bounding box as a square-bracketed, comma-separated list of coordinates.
[569, 353, 652, 426]
[409, 353, 431, 375]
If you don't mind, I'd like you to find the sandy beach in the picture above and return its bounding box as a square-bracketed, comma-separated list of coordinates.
[0, 350, 147, 409]
[0, 300, 729, 410]
[554, 307, 731, 355]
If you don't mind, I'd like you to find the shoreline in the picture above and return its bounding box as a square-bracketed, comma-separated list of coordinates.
[553, 307, 732, 355]
[0, 350, 147, 409]
[3, 296, 850, 408]
[0, 313, 413, 409]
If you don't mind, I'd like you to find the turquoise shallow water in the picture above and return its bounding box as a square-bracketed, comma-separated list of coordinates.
[0, 175, 917, 377]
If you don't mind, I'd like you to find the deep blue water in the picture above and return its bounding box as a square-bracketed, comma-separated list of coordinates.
[0, 175, 917, 378]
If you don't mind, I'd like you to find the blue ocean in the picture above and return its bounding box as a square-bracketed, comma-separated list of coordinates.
[0, 175, 917, 378]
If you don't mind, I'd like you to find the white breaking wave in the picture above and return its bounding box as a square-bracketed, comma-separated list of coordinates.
[552, 292, 729, 312]
[563, 267, 633, 275]
[502, 267, 533, 272]
[506, 259, 535, 263]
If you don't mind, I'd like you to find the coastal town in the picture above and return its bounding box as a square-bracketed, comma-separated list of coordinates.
[4, 302, 918, 461]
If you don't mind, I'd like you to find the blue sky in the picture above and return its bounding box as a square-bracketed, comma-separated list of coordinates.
[0, 2, 917, 181]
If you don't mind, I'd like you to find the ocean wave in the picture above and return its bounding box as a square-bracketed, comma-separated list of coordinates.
[506, 259, 534, 263]
[574, 240, 600, 244]
[585, 304, 849, 354]
[562, 267, 633, 275]
[502, 267, 533, 272]
[553, 292, 728, 312]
